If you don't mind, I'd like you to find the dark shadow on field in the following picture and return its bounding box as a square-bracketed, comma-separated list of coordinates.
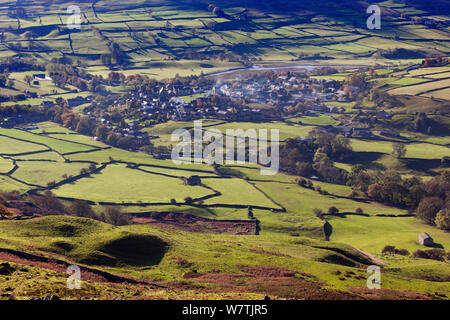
[346, 152, 385, 169]
[401, 158, 441, 173]
[429, 242, 444, 249]
[81, 235, 169, 267]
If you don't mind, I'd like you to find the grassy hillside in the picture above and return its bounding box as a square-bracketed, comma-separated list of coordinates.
[0, 215, 448, 300]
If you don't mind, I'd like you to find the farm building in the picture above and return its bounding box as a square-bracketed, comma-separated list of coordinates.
[183, 175, 202, 186]
[418, 232, 434, 246]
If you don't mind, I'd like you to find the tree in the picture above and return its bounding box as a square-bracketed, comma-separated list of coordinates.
[392, 143, 406, 158]
[30, 191, 65, 214]
[355, 207, 363, 214]
[68, 200, 96, 219]
[24, 74, 33, 85]
[102, 207, 131, 226]
[417, 196, 444, 225]
[328, 206, 339, 214]
[435, 209, 449, 230]
[212, 7, 224, 16]
[95, 125, 109, 142]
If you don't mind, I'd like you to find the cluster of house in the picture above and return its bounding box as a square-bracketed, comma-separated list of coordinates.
[214, 75, 351, 109]
[78, 72, 363, 145]
[97, 116, 150, 145]
[112, 74, 353, 125]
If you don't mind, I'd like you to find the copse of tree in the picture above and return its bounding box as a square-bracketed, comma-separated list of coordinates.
[30, 191, 65, 214]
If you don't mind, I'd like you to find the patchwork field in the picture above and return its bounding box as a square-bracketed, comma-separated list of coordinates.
[0, 0, 449, 302]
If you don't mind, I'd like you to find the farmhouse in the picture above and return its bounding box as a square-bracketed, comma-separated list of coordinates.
[33, 73, 51, 81]
[418, 232, 434, 246]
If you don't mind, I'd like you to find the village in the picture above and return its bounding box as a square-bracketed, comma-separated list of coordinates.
[81, 71, 365, 140]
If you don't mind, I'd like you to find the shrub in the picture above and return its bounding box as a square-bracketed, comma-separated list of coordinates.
[412, 249, 445, 261]
[435, 209, 449, 230]
[382, 245, 409, 256]
[396, 248, 410, 256]
[355, 207, 363, 214]
[296, 178, 306, 187]
[328, 206, 339, 214]
[424, 249, 446, 261]
[382, 245, 396, 254]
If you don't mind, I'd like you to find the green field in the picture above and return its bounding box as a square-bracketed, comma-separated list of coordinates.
[0, 0, 450, 301]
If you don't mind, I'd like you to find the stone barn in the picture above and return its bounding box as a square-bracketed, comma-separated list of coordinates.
[418, 232, 434, 246]
[183, 175, 201, 186]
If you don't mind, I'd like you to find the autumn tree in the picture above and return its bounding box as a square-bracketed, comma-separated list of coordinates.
[0, 203, 13, 218]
